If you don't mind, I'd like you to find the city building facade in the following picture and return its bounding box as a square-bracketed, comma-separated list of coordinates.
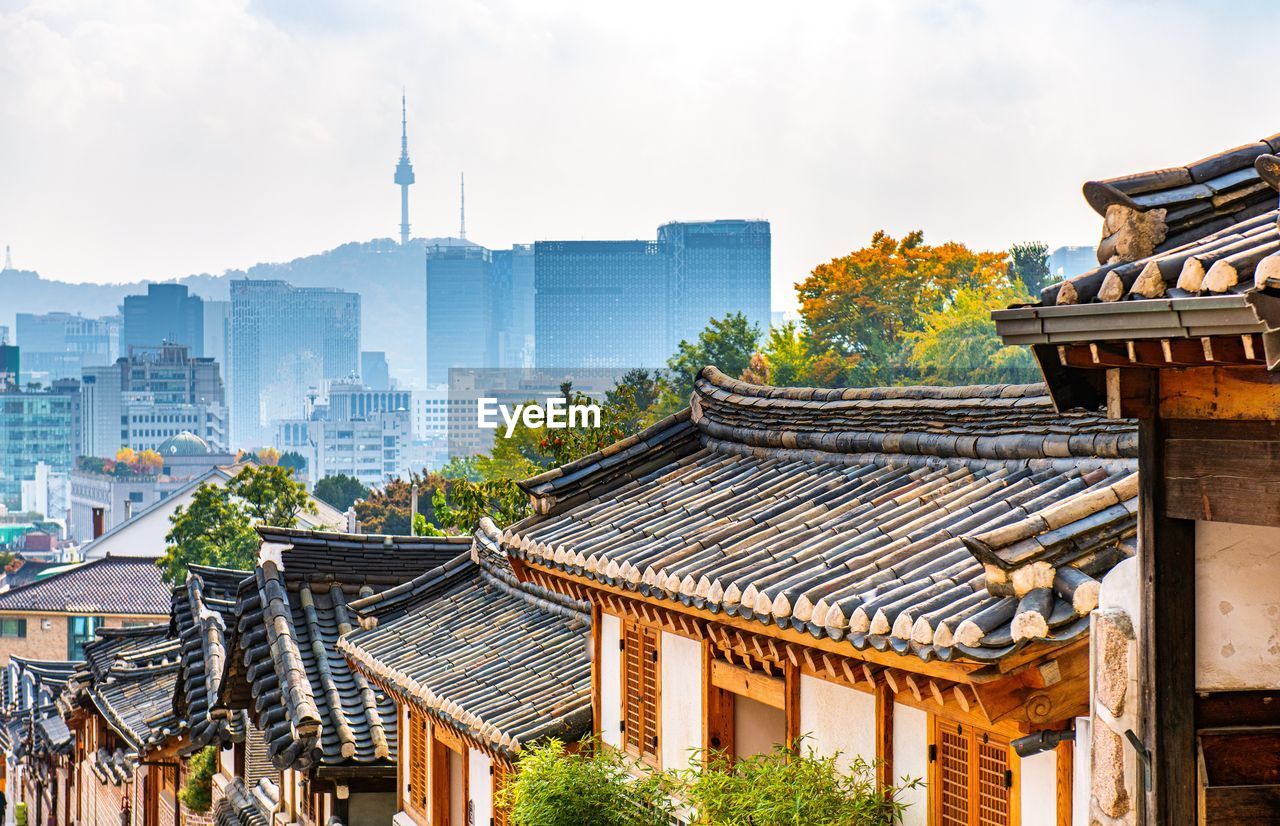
[229, 279, 361, 448]
[14, 312, 118, 384]
[120, 283, 205, 356]
[660, 219, 771, 352]
[425, 245, 498, 385]
[0, 379, 81, 511]
[275, 379, 412, 488]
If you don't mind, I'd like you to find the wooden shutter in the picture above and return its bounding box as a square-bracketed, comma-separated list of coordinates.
[409, 707, 429, 813]
[621, 621, 660, 766]
[934, 717, 1013, 826]
[492, 759, 512, 826]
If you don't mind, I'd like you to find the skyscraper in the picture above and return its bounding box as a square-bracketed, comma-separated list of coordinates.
[491, 244, 535, 368]
[15, 312, 118, 383]
[360, 351, 391, 390]
[229, 280, 360, 448]
[121, 284, 204, 355]
[659, 220, 771, 352]
[533, 240, 667, 368]
[394, 93, 415, 245]
[0, 379, 81, 510]
[425, 245, 500, 385]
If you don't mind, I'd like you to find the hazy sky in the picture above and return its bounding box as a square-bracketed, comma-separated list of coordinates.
[1, 0, 1275, 310]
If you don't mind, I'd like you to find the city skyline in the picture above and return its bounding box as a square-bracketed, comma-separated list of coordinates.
[3, 1, 1275, 312]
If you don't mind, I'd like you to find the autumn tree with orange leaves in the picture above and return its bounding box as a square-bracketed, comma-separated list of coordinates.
[793, 230, 1020, 386]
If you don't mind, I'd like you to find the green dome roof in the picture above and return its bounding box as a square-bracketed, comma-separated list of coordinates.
[158, 431, 211, 457]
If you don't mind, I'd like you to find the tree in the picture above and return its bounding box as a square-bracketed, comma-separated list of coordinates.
[796, 231, 1010, 386]
[427, 477, 529, 534]
[658, 312, 762, 412]
[313, 474, 369, 512]
[157, 465, 313, 583]
[905, 283, 1037, 385]
[279, 451, 307, 475]
[354, 473, 430, 536]
[1009, 241, 1051, 295]
[752, 321, 816, 387]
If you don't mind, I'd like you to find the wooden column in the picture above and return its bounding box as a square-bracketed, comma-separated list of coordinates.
[874, 680, 894, 792]
[1139, 370, 1197, 824]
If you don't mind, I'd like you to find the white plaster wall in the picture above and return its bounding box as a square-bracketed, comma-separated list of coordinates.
[469, 749, 493, 823]
[1019, 748, 1057, 826]
[1073, 717, 1091, 826]
[448, 749, 465, 825]
[798, 674, 876, 772]
[600, 613, 622, 748]
[1195, 520, 1280, 690]
[734, 694, 786, 758]
[398, 704, 410, 808]
[892, 703, 929, 826]
[660, 631, 703, 772]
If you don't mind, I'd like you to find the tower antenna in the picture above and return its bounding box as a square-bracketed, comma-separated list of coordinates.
[393, 89, 415, 245]
[459, 172, 467, 240]
[2, 245, 11, 272]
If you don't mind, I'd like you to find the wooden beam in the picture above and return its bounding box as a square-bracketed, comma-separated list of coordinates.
[1160, 366, 1280, 420]
[1164, 434, 1280, 526]
[1140, 372, 1199, 825]
[711, 659, 786, 710]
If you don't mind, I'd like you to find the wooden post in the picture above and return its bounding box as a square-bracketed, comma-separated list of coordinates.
[784, 661, 801, 750]
[1139, 370, 1198, 824]
[702, 641, 734, 759]
[875, 680, 894, 792]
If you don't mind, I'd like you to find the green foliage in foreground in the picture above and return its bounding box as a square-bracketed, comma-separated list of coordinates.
[179, 746, 217, 813]
[500, 737, 920, 826]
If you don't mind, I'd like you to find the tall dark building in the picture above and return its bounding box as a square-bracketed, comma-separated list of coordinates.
[660, 220, 771, 352]
[121, 284, 205, 355]
[425, 245, 500, 385]
[491, 244, 535, 368]
[229, 280, 360, 448]
[533, 240, 667, 368]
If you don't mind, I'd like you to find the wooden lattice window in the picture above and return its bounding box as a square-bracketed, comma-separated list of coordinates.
[933, 717, 1014, 826]
[492, 758, 513, 826]
[621, 620, 660, 766]
[407, 706, 429, 814]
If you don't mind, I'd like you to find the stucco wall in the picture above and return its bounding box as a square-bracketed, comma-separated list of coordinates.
[1195, 520, 1280, 690]
[1073, 717, 1091, 826]
[599, 612, 622, 749]
[660, 632, 703, 771]
[469, 748, 493, 822]
[798, 674, 875, 772]
[892, 703, 928, 826]
[1019, 748, 1058, 826]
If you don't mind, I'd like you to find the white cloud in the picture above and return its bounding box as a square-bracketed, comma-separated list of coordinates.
[0, 0, 1275, 309]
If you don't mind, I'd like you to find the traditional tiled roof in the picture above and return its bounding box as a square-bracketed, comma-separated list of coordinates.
[342, 520, 592, 757]
[214, 778, 272, 826]
[91, 747, 138, 786]
[1082, 136, 1280, 265]
[503, 367, 1137, 664]
[35, 712, 72, 755]
[8, 656, 78, 710]
[80, 625, 184, 754]
[0, 556, 170, 615]
[223, 527, 471, 772]
[171, 565, 250, 749]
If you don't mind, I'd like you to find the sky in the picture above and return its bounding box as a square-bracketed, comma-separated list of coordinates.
[1, 0, 1276, 311]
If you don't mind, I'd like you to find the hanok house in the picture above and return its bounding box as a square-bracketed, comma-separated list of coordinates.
[2, 656, 78, 826]
[217, 527, 471, 826]
[170, 564, 277, 826]
[340, 518, 592, 826]
[497, 366, 1138, 826]
[59, 623, 187, 825]
[0, 555, 173, 666]
[994, 136, 1280, 825]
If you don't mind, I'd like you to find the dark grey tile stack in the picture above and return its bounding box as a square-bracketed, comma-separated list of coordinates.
[0, 556, 171, 615]
[171, 564, 250, 749]
[225, 527, 470, 772]
[342, 520, 592, 758]
[504, 366, 1138, 664]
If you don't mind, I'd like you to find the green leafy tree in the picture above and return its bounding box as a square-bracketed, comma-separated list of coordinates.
[751, 321, 816, 387]
[278, 451, 307, 474]
[674, 741, 917, 826]
[1009, 241, 1052, 295]
[905, 284, 1037, 385]
[179, 747, 217, 813]
[497, 738, 675, 826]
[354, 472, 433, 535]
[657, 313, 762, 413]
[158, 465, 313, 583]
[428, 478, 529, 534]
[313, 474, 370, 512]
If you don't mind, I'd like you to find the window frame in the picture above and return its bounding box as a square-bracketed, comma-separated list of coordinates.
[619, 618, 661, 767]
[930, 715, 1019, 826]
[67, 615, 104, 660]
[0, 618, 26, 638]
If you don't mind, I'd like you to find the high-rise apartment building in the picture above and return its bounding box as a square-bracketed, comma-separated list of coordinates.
[491, 244, 535, 369]
[533, 240, 666, 368]
[15, 312, 118, 383]
[425, 246, 500, 385]
[0, 379, 81, 510]
[275, 379, 411, 488]
[659, 220, 771, 352]
[229, 280, 360, 448]
[121, 284, 205, 355]
[80, 343, 228, 457]
[360, 351, 391, 390]
[203, 300, 231, 370]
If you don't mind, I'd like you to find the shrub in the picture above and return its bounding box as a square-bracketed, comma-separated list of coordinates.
[673, 740, 919, 826]
[180, 746, 217, 813]
[497, 738, 675, 826]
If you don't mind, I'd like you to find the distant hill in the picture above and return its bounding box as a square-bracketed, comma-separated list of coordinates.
[2, 236, 477, 388]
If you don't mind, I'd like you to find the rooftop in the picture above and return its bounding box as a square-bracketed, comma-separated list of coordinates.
[0, 556, 170, 615]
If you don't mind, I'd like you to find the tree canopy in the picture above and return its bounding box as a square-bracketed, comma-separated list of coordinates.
[313, 474, 370, 512]
[659, 312, 761, 410]
[1009, 241, 1052, 295]
[158, 464, 314, 583]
